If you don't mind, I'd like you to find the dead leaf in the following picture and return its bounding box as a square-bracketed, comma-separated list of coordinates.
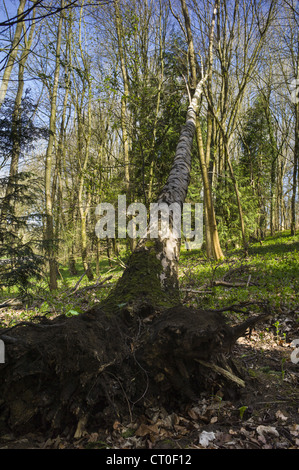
[290, 424, 299, 436]
[135, 423, 159, 438]
[256, 425, 279, 438]
[158, 427, 172, 438]
[161, 413, 179, 428]
[188, 409, 198, 420]
[174, 424, 188, 435]
[217, 432, 234, 444]
[199, 431, 216, 448]
[275, 410, 288, 422]
[113, 421, 121, 431]
[258, 434, 267, 444]
[88, 433, 99, 442]
[197, 415, 209, 424]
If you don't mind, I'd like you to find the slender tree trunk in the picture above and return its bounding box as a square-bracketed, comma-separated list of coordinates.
[224, 139, 247, 250]
[44, 2, 64, 290]
[148, 1, 165, 202]
[291, 111, 298, 235]
[291, 58, 299, 235]
[5, 53, 25, 203]
[77, 94, 93, 281]
[4, 8, 36, 202]
[114, 0, 130, 196]
[80, 213, 93, 280]
[180, 0, 224, 260]
[0, 0, 27, 108]
[270, 157, 276, 236]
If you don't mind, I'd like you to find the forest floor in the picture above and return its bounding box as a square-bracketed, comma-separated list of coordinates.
[0, 231, 298, 449]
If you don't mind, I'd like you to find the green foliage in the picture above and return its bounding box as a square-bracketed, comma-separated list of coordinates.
[0, 173, 44, 299]
[0, 91, 47, 299]
[179, 231, 299, 313]
[65, 309, 80, 317]
[215, 173, 259, 249]
[239, 406, 248, 419]
[238, 94, 276, 237]
[0, 90, 47, 166]
[213, 94, 279, 248]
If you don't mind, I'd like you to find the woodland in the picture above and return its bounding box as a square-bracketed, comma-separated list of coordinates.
[0, 0, 298, 451]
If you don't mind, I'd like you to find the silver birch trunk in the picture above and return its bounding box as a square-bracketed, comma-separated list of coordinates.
[102, 76, 208, 312]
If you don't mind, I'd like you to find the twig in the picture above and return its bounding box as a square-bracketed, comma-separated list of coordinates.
[206, 300, 264, 314]
[181, 288, 213, 294]
[194, 358, 246, 388]
[71, 270, 88, 294]
[212, 279, 253, 288]
[73, 275, 113, 294]
[0, 299, 14, 309]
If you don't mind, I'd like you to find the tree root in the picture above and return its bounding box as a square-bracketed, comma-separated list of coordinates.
[0, 300, 272, 438]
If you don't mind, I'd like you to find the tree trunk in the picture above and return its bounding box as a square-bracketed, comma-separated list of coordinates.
[180, 0, 224, 260]
[114, 0, 130, 196]
[0, 0, 27, 108]
[44, 1, 64, 291]
[3, 6, 36, 205]
[102, 75, 207, 312]
[68, 253, 78, 276]
[196, 121, 224, 259]
[291, 59, 299, 235]
[224, 138, 247, 251]
[80, 213, 94, 281]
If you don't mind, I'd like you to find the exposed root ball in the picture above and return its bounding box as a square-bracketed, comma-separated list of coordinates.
[0, 302, 266, 437]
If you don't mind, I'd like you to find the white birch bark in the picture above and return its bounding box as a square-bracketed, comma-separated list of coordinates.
[153, 76, 207, 292]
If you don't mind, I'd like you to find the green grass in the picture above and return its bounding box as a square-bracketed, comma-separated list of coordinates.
[179, 230, 299, 315]
[1, 231, 298, 324]
[0, 253, 126, 324]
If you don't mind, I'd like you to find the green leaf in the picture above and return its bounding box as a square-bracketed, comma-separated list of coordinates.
[239, 406, 248, 419]
[66, 309, 80, 317]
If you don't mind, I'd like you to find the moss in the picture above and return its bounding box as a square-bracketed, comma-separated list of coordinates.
[100, 245, 180, 315]
[145, 240, 156, 248]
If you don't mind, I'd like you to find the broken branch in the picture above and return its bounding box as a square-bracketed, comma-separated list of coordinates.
[194, 358, 246, 388]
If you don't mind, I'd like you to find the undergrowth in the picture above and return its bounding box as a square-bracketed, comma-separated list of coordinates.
[0, 230, 298, 326]
[179, 230, 299, 318]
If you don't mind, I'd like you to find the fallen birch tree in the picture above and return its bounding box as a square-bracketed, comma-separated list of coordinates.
[0, 1, 270, 438]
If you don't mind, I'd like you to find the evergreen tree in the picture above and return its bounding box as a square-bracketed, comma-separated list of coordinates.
[0, 91, 46, 298]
